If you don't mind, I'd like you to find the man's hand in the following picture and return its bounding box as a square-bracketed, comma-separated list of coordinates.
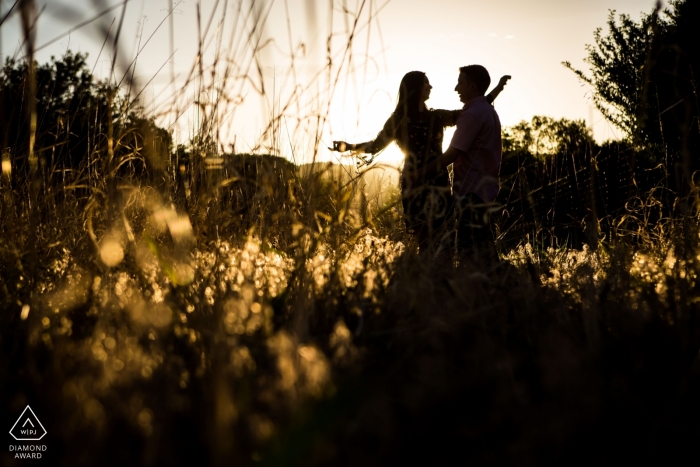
[406, 147, 466, 188]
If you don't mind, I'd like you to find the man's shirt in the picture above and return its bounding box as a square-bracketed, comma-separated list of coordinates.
[449, 96, 502, 202]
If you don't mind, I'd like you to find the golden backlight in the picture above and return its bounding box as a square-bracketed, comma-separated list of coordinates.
[0, 0, 648, 164]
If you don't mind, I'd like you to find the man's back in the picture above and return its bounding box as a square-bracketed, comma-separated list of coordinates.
[449, 96, 502, 202]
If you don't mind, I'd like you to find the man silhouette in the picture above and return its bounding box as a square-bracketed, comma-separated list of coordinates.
[412, 65, 503, 260]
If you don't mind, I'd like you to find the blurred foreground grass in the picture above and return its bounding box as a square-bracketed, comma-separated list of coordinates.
[2, 154, 700, 465]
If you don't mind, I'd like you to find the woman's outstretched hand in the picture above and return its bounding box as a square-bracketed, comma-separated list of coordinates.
[329, 141, 374, 169]
[329, 141, 349, 152]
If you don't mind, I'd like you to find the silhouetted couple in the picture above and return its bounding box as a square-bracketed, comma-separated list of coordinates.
[332, 65, 508, 262]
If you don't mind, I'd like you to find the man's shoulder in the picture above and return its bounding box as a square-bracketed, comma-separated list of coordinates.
[464, 100, 500, 122]
[457, 101, 491, 123]
[469, 98, 496, 112]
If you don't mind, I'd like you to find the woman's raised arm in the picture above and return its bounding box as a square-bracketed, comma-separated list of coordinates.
[433, 109, 463, 127]
[486, 75, 511, 104]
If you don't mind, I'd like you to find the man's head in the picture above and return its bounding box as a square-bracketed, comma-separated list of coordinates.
[455, 65, 491, 104]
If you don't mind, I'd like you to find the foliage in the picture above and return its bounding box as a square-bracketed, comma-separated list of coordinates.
[0, 52, 106, 172]
[503, 116, 594, 159]
[0, 51, 172, 186]
[563, 0, 700, 169]
[499, 116, 596, 198]
[563, 10, 658, 140]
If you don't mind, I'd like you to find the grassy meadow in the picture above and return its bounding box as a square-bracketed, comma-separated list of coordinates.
[2, 1, 700, 465]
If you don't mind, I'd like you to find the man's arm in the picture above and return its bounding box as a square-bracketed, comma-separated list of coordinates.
[408, 146, 468, 184]
[408, 107, 480, 183]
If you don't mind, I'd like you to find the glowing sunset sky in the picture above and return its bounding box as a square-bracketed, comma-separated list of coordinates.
[0, 0, 659, 164]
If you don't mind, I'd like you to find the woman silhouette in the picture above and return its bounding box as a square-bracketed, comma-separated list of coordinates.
[332, 71, 509, 250]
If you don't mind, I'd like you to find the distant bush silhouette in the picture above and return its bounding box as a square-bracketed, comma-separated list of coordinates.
[496, 117, 639, 249]
[500, 116, 595, 190]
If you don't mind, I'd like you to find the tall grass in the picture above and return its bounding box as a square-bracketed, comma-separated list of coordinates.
[1, 1, 700, 465]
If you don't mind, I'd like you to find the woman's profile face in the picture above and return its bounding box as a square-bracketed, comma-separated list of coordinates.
[421, 76, 432, 102]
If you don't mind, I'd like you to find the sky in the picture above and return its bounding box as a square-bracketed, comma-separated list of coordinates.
[0, 0, 660, 165]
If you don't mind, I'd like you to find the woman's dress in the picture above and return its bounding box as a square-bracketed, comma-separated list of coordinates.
[368, 108, 462, 243]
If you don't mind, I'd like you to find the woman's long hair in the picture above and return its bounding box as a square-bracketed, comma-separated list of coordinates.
[394, 71, 426, 121]
[386, 71, 426, 148]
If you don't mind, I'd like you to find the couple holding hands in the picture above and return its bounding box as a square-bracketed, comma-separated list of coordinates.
[331, 65, 510, 260]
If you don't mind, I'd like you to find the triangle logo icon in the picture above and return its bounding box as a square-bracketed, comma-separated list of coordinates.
[9, 406, 47, 441]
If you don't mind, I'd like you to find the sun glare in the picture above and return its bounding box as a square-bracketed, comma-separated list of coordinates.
[372, 143, 405, 167]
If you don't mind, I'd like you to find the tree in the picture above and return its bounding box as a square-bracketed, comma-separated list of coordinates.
[564, 0, 699, 174]
[504, 116, 594, 159]
[501, 116, 595, 189]
[563, 9, 659, 142]
[0, 51, 172, 187]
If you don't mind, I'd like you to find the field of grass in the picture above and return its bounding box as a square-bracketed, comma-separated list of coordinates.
[2, 146, 700, 465]
[2, 1, 700, 465]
